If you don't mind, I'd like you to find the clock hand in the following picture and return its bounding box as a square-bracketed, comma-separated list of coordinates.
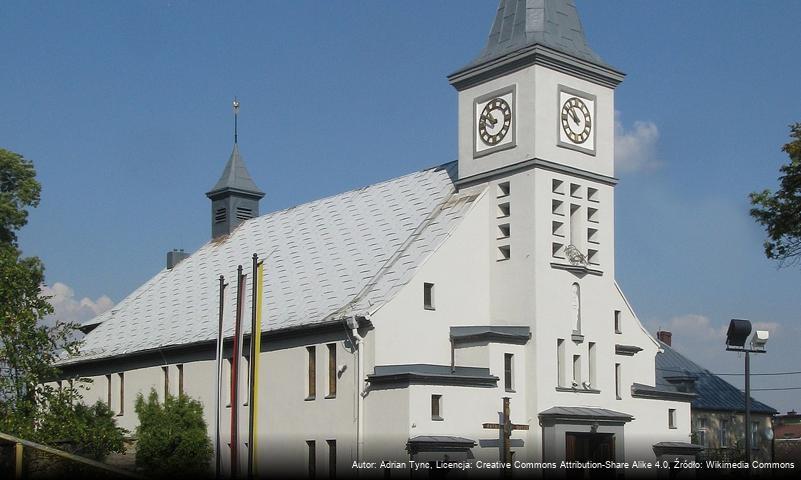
[567, 107, 580, 124]
[482, 112, 498, 126]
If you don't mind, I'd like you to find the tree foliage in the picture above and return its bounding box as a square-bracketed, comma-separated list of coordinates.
[0, 147, 125, 461]
[749, 123, 801, 266]
[135, 390, 213, 478]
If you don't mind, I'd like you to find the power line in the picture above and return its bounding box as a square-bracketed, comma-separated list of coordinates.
[751, 387, 801, 392]
[656, 367, 801, 377]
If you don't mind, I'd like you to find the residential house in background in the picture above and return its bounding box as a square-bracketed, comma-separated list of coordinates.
[773, 411, 801, 463]
[654, 331, 777, 462]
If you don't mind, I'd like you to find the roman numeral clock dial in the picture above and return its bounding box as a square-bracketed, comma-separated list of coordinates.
[558, 87, 596, 154]
[474, 87, 516, 157]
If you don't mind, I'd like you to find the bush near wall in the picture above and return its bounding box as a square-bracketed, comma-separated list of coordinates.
[134, 390, 212, 478]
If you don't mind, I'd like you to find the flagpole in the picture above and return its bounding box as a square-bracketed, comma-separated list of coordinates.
[231, 266, 246, 478]
[247, 254, 262, 478]
[214, 275, 226, 479]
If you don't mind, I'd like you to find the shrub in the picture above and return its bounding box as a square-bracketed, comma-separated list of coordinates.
[134, 389, 212, 478]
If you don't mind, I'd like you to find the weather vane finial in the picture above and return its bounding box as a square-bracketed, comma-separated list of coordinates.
[233, 97, 240, 144]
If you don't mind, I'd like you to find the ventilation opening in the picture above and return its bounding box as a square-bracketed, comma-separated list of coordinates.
[497, 202, 510, 218]
[552, 221, 565, 237]
[570, 183, 582, 198]
[497, 223, 510, 240]
[214, 208, 227, 224]
[552, 179, 564, 195]
[552, 199, 564, 216]
[236, 207, 253, 220]
[587, 187, 599, 202]
[497, 245, 511, 261]
[497, 182, 510, 198]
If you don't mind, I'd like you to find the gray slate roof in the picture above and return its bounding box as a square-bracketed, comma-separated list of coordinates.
[468, 0, 605, 68]
[655, 341, 777, 414]
[206, 144, 265, 197]
[539, 406, 633, 421]
[69, 162, 481, 364]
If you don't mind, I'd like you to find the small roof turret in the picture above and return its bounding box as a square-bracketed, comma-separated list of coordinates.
[206, 144, 265, 199]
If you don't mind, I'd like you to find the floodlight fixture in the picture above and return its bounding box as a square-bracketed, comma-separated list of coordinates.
[725, 319, 751, 348]
[751, 330, 769, 350]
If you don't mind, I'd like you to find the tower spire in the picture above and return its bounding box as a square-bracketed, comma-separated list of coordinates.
[233, 98, 239, 145]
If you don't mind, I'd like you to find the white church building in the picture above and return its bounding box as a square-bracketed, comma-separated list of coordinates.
[60, 0, 699, 476]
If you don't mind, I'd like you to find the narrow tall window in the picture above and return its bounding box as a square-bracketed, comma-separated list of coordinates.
[557, 339, 565, 387]
[504, 353, 514, 391]
[307, 346, 316, 400]
[572, 355, 581, 385]
[307, 440, 316, 478]
[751, 421, 759, 447]
[431, 395, 442, 420]
[615, 363, 622, 399]
[327, 440, 336, 477]
[423, 283, 435, 310]
[588, 342, 596, 388]
[720, 420, 729, 447]
[614, 310, 622, 333]
[177, 364, 184, 396]
[162, 366, 169, 399]
[106, 374, 112, 407]
[668, 409, 677, 429]
[327, 344, 337, 398]
[118, 373, 125, 416]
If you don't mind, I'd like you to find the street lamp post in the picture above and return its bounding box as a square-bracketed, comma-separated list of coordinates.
[725, 319, 769, 467]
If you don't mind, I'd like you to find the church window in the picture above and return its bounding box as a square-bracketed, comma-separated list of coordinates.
[557, 339, 565, 387]
[572, 355, 581, 386]
[614, 310, 622, 334]
[497, 202, 510, 218]
[615, 363, 622, 399]
[431, 394, 443, 420]
[162, 366, 169, 398]
[214, 207, 226, 224]
[307, 346, 316, 400]
[669, 409, 677, 429]
[504, 354, 514, 391]
[327, 439, 337, 477]
[569, 204, 583, 250]
[327, 344, 337, 398]
[423, 283, 435, 310]
[118, 373, 124, 416]
[552, 179, 565, 195]
[497, 245, 511, 261]
[570, 183, 582, 198]
[570, 283, 581, 333]
[106, 374, 112, 407]
[552, 221, 564, 237]
[552, 199, 564, 216]
[498, 223, 510, 239]
[588, 342, 596, 388]
[587, 206, 599, 223]
[307, 440, 316, 478]
[587, 187, 599, 202]
[497, 181, 510, 198]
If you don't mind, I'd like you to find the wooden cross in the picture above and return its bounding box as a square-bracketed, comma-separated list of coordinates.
[483, 397, 529, 464]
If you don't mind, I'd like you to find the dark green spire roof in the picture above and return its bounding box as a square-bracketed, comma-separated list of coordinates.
[206, 144, 264, 199]
[471, 0, 604, 67]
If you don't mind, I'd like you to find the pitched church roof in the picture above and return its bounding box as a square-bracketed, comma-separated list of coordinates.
[206, 144, 265, 198]
[66, 162, 481, 364]
[467, 0, 605, 68]
[655, 341, 777, 414]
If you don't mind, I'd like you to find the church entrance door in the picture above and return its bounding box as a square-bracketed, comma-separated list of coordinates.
[565, 432, 615, 479]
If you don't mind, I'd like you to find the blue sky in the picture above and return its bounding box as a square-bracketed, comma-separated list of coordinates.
[2, 1, 800, 413]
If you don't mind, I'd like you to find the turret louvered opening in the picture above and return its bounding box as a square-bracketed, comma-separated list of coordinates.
[214, 207, 227, 224]
[236, 207, 253, 221]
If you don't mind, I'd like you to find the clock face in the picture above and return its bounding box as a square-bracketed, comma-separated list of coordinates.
[478, 98, 512, 146]
[474, 87, 515, 156]
[558, 88, 596, 154]
[560, 97, 592, 144]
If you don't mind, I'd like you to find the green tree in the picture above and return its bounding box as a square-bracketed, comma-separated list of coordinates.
[135, 389, 213, 478]
[0, 148, 125, 461]
[749, 123, 801, 267]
